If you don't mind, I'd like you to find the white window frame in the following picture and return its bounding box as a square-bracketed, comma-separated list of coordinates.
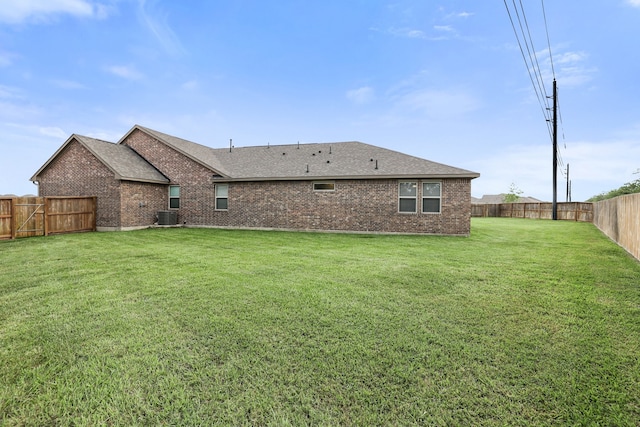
[422, 181, 442, 214]
[215, 183, 228, 211]
[169, 185, 180, 209]
[313, 181, 335, 192]
[398, 181, 418, 213]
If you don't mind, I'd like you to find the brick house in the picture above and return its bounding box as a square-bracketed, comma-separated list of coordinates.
[31, 125, 480, 235]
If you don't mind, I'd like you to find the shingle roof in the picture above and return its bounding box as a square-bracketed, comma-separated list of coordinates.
[31, 134, 169, 184]
[131, 125, 480, 181]
[132, 126, 231, 176]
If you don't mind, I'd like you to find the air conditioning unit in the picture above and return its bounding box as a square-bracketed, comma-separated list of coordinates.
[157, 210, 178, 225]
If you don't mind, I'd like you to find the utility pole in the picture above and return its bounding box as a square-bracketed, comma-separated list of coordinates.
[566, 163, 571, 202]
[552, 78, 558, 220]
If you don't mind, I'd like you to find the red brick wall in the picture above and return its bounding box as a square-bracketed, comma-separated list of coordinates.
[36, 140, 122, 228]
[218, 179, 472, 235]
[120, 182, 168, 228]
[122, 129, 472, 234]
[36, 132, 473, 234]
[122, 129, 216, 225]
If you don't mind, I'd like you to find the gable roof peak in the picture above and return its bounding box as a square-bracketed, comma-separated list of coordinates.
[116, 125, 479, 181]
[32, 132, 168, 184]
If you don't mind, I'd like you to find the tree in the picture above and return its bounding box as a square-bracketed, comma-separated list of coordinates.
[503, 183, 523, 203]
[587, 175, 640, 202]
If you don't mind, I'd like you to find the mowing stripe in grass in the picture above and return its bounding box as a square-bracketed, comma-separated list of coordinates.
[1, 219, 639, 425]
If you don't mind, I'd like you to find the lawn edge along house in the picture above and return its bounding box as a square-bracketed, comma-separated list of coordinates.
[31, 125, 480, 235]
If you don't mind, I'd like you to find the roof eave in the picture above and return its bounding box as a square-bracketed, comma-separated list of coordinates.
[31, 134, 83, 182]
[121, 124, 231, 178]
[117, 176, 171, 184]
[212, 173, 480, 183]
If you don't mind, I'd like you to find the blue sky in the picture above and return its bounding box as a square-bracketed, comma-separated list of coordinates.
[1, 0, 639, 201]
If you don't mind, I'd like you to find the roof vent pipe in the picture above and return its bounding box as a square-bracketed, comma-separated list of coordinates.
[229, 139, 232, 153]
[375, 160, 378, 170]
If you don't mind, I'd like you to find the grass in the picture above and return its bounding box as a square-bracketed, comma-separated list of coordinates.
[1, 218, 639, 426]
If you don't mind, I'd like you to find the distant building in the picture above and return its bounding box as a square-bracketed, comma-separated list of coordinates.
[471, 194, 545, 204]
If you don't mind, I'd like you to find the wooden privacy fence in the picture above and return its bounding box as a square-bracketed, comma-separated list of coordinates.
[0, 196, 96, 240]
[471, 202, 593, 222]
[593, 193, 640, 261]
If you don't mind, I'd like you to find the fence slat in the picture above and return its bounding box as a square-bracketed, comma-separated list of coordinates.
[472, 202, 593, 222]
[0, 196, 96, 240]
[593, 194, 640, 261]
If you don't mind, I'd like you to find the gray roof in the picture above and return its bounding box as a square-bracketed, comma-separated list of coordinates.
[130, 126, 232, 176]
[32, 134, 169, 184]
[130, 125, 480, 181]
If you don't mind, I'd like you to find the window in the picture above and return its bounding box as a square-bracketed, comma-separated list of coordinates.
[215, 184, 228, 210]
[313, 181, 335, 191]
[422, 182, 441, 213]
[169, 185, 180, 209]
[398, 182, 417, 213]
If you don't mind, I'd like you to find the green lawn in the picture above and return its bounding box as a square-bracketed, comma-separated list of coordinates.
[1, 219, 639, 426]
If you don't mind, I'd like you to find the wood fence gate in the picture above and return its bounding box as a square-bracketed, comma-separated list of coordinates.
[0, 196, 96, 240]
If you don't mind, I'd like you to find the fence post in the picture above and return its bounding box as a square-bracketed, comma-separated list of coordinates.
[44, 197, 49, 236]
[92, 197, 97, 231]
[10, 198, 16, 240]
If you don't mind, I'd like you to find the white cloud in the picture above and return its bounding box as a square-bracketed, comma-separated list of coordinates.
[387, 27, 426, 39]
[106, 65, 144, 80]
[0, 0, 107, 24]
[538, 48, 596, 87]
[555, 51, 588, 64]
[626, 0, 640, 7]
[51, 79, 87, 90]
[181, 80, 199, 91]
[39, 126, 67, 139]
[444, 10, 475, 20]
[0, 51, 14, 67]
[346, 86, 375, 105]
[392, 88, 481, 119]
[434, 25, 454, 33]
[469, 138, 640, 201]
[137, 0, 186, 56]
[0, 85, 22, 99]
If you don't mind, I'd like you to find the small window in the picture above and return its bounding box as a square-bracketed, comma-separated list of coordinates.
[399, 182, 417, 213]
[169, 185, 180, 209]
[313, 181, 335, 191]
[422, 182, 441, 213]
[215, 184, 228, 210]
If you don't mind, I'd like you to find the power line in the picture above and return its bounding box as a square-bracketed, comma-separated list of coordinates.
[504, 1, 566, 216]
[541, 0, 556, 79]
[504, 1, 567, 149]
[503, 0, 551, 126]
[517, 0, 551, 104]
